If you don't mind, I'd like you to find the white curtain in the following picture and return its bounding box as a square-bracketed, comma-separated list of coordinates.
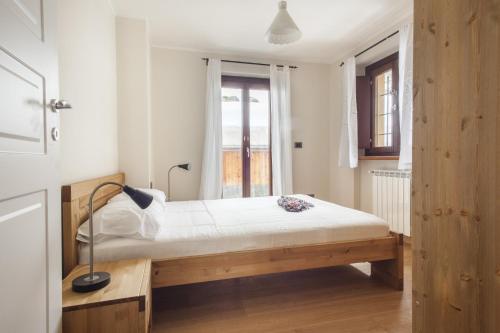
[338, 56, 358, 168]
[270, 65, 293, 195]
[199, 59, 223, 199]
[398, 22, 413, 170]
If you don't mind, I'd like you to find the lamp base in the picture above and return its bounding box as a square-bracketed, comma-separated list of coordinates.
[72, 272, 111, 293]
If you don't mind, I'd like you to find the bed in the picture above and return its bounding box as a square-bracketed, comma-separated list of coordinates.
[62, 173, 403, 290]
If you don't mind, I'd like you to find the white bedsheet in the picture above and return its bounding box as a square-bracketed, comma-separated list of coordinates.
[79, 195, 389, 264]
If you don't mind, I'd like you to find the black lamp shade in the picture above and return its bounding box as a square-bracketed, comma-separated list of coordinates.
[178, 163, 191, 171]
[123, 185, 154, 209]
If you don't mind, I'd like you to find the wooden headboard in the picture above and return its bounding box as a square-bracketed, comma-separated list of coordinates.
[61, 173, 125, 277]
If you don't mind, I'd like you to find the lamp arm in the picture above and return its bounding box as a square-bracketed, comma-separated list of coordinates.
[88, 181, 123, 279]
[167, 165, 177, 202]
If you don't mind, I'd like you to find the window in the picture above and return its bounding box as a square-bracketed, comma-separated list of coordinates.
[221, 76, 272, 198]
[357, 53, 400, 156]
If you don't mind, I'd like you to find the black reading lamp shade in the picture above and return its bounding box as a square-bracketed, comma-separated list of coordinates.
[177, 163, 191, 171]
[71, 183, 154, 293]
[123, 185, 154, 209]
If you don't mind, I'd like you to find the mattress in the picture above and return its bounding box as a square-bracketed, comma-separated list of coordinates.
[79, 195, 389, 264]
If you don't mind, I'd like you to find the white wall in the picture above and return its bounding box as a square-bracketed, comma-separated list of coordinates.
[150, 49, 204, 201]
[150, 48, 332, 201]
[291, 62, 331, 200]
[115, 17, 152, 188]
[58, 0, 118, 184]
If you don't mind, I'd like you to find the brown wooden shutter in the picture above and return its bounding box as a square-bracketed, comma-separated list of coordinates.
[356, 76, 371, 149]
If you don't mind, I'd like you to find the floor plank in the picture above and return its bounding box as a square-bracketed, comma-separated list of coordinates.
[152, 245, 412, 333]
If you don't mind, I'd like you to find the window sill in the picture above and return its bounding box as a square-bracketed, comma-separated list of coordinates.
[359, 155, 399, 161]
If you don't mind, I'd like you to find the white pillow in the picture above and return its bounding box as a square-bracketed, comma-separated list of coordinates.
[77, 198, 164, 244]
[109, 188, 166, 204]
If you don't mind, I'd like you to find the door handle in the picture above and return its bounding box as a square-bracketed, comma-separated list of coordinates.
[50, 99, 72, 113]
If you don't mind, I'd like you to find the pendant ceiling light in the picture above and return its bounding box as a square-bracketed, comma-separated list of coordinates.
[265, 1, 302, 45]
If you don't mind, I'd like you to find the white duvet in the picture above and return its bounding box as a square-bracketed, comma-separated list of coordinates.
[79, 195, 389, 264]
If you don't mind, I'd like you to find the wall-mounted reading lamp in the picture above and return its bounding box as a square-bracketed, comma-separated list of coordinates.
[168, 163, 191, 201]
[72, 182, 153, 292]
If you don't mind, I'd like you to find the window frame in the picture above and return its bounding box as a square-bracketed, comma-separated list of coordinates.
[364, 52, 400, 156]
[221, 75, 272, 198]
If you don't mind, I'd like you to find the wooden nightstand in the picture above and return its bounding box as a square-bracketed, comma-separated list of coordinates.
[62, 259, 152, 333]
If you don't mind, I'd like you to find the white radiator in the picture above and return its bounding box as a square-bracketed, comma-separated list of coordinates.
[370, 169, 411, 236]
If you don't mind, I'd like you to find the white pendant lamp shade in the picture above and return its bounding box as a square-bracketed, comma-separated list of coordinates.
[265, 1, 302, 44]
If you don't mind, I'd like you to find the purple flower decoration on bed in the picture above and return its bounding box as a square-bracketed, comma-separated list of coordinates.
[277, 196, 314, 212]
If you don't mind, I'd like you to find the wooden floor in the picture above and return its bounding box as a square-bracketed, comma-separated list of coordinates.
[152, 244, 412, 333]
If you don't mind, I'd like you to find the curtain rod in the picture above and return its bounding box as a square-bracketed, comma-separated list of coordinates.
[339, 30, 399, 67]
[202, 58, 298, 69]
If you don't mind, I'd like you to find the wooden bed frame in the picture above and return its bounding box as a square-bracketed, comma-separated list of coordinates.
[62, 173, 404, 290]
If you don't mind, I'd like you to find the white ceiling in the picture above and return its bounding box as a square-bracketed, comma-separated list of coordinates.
[110, 0, 412, 64]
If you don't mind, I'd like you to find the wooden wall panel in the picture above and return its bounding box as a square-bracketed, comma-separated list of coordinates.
[413, 0, 499, 332]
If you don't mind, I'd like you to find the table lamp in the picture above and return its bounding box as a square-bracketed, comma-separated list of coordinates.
[72, 182, 153, 292]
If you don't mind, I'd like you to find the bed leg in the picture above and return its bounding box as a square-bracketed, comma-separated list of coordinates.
[370, 233, 404, 290]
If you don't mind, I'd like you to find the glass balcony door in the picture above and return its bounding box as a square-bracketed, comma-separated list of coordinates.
[221, 76, 271, 198]
[249, 88, 271, 197]
[221, 86, 243, 198]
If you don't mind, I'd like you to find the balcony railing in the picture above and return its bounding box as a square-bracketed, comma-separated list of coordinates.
[222, 147, 271, 198]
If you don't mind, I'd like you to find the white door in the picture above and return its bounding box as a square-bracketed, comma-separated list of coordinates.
[0, 0, 61, 332]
